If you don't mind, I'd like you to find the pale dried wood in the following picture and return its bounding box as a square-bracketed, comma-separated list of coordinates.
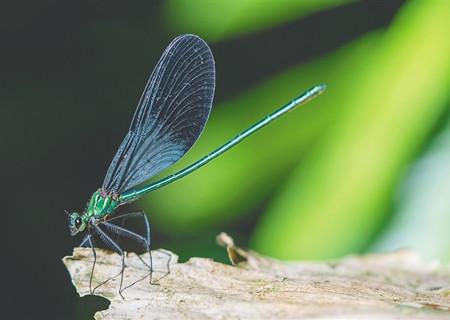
[63, 233, 450, 319]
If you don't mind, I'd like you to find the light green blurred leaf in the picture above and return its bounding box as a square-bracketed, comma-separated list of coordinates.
[252, 0, 450, 259]
[163, 0, 352, 41]
[142, 31, 382, 233]
[372, 113, 450, 262]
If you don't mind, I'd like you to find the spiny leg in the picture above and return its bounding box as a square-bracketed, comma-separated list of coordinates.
[103, 211, 172, 292]
[79, 234, 90, 247]
[91, 224, 126, 299]
[102, 219, 153, 294]
[140, 210, 153, 284]
[109, 211, 136, 244]
[135, 213, 171, 283]
[80, 232, 97, 294]
[135, 212, 171, 283]
[106, 211, 154, 283]
[153, 248, 172, 282]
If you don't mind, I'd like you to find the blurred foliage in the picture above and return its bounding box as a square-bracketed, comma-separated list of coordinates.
[373, 113, 450, 261]
[164, 0, 351, 41]
[138, 0, 450, 261]
[253, 0, 450, 259]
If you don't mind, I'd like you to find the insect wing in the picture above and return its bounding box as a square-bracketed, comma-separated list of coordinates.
[102, 34, 215, 193]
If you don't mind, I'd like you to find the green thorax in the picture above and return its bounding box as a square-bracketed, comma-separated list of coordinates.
[85, 189, 120, 219]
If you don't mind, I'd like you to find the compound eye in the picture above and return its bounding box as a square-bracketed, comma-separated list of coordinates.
[75, 218, 82, 229]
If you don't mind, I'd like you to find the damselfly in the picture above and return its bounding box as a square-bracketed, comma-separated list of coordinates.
[67, 34, 325, 298]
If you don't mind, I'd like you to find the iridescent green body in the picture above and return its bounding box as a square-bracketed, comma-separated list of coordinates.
[69, 190, 120, 235]
[86, 190, 120, 219]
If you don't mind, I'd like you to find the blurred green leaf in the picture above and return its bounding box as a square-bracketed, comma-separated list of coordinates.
[142, 31, 382, 233]
[252, 0, 450, 259]
[163, 0, 352, 41]
[372, 113, 450, 262]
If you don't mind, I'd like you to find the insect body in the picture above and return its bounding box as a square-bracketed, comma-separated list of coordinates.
[67, 34, 325, 298]
[69, 190, 119, 235]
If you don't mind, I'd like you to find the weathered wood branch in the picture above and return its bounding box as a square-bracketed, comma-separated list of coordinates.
[63, 233, 450, 319]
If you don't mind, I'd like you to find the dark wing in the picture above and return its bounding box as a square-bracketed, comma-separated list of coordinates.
[102, 34, 215, 194]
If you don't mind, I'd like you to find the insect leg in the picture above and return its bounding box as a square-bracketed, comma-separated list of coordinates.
[78, 232, 98, 294]
[86, 232, 97, 294]
[79, 234, 90, 247]
[101, 220, 153, 294]
[135, 212, 171, 283]
[91, 224, 126, 299]
[105, 211, 154, 282]
[153, 248, 172, 283]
